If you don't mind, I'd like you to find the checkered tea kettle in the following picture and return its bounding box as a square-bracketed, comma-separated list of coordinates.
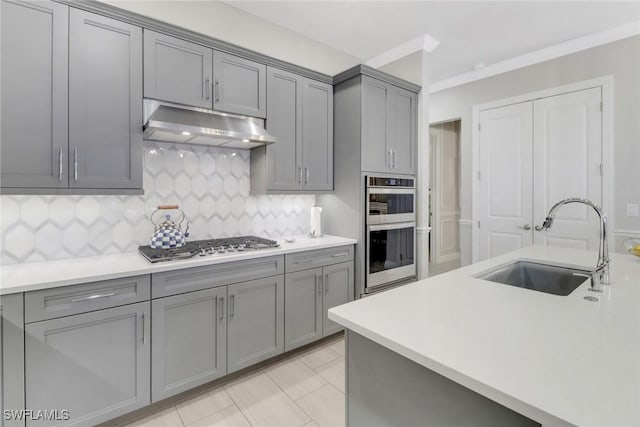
[149, 205, 190, 249]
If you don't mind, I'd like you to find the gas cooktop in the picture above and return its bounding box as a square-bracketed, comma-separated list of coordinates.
[138, 236, 280, 263]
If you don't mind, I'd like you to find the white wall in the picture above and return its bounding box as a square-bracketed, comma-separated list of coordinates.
[102, 1, 359, 75]
[429, 36, 640, 259]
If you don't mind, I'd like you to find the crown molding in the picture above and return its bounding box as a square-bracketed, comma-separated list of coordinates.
[429, 20, 640, 93]
[333, 64, 422, 93]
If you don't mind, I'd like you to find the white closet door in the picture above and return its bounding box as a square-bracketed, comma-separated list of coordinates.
[532, 87, 602, 250]
[479, 102, 533, 260]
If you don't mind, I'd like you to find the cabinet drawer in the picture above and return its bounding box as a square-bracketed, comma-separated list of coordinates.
[25, 275, 150, 323]
[285, 245, 354, 273]
[152, 255, 284, 298]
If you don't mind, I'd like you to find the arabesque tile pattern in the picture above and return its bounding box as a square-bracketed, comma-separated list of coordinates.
[0, 141, 315, 264]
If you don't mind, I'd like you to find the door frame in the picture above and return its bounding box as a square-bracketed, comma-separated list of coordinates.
[470, 75, 614, 262]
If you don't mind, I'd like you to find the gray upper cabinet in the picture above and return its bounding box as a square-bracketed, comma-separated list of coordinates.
[361, 77, 390, 174]
[227, 275, 284, 373]
[262, 67, 303, 191]
[1, 0, 69, 189]
[24, 302, 150, 427]
[361, 76, 416, 175]
[1, 2, 143, 193]
[69, 9, 143, 189]
[251, 67, 333, 193]
[302, 79, 334, 190]
[388, 86, 417, 175]
[152, 287, 227, 401]
[213, 51, 266, 118]
[285, 268, 323, 351]
[322, 261, 354, 336]
[143, 30, 213, 109]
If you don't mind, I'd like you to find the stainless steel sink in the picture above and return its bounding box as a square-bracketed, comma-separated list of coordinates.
[474, 260, 591, 296]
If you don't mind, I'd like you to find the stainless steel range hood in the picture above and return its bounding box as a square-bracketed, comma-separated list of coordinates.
[143, 100, 276, 149]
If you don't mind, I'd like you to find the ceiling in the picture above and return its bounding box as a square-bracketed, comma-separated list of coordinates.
[227, 1, 640, 83]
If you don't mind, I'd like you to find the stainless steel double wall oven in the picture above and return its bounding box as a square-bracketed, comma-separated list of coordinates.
[365, 176, 416, 292]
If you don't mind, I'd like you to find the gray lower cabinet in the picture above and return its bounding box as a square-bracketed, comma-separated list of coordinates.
[69, 9, 143, 190]
[284, 268, 323, 350]
[322, 262, 354, 336]
[213, 51, 266, 118]
[251, 67, 333, 193]
[285, 260, 354, 351]
[143, 30, 213, 109]
[361, 76, 416, 175]
[24, 301, 150, 427]
[1, 0, 69, 189]
[227, 276, 284, 373]
[151, 287, 227, 402]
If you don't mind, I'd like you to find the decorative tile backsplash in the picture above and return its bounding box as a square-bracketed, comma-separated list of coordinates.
[0, 142, 315, 264]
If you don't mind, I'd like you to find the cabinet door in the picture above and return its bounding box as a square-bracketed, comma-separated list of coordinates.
[1, 0, 68, 188]
[152, 287, 227, 401]
[213, 51, 266, 118]
[285, 268, 323, 351]
[25, 302, 150, 427]
[69, 9, 142, 189]
[361, 77, 391, 173]
[265, 67, 303, 190]
[389, 86, 417, 175]
[302, 79, 334, 190]
[227, 276, 284, 373]
[143, 30, 213, 109]
[322, 262, 354, 336]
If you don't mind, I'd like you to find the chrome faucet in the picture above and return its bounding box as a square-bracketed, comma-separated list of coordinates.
[535, 198, 609, 291]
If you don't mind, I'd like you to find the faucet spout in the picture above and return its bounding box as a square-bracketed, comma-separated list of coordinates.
[536, 198, 610, 290]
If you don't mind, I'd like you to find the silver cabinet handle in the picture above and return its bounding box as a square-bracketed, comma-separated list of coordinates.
[316, 275, 322, 296]
[230, 294, 235, 317]
[520, 224, 532, 230]
[219, 296, 224, 320]
[73, 148, 78, 181]
[58, 148, 63, 181]
[295, 258, 313, 264]
[331, 252, 349, 258]
[535, 225, 545, 231]
[304, 167, 309, 185]
[215, 80, 220, 103]
[392, 150, 397, 169]
[298, 166, 302, 185]
[205, 77, 210, 100]
[324, 274, 329, 295]
[386, 149, 391, 168]
[141, 313, 146, 345]
[70, 292, 116, 303]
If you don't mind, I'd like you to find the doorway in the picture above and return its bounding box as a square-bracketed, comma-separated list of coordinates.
[429, 120, 461, 276]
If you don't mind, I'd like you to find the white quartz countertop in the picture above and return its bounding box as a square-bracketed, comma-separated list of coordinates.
[0, 235, 356, 295]
[329, 246, 640, 427]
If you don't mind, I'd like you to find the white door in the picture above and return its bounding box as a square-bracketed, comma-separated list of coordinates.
[532, 87, 602, 250]
[479, 102, 533, 260]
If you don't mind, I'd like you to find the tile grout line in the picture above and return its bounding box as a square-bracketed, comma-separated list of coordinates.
[222, 379, 257, 427]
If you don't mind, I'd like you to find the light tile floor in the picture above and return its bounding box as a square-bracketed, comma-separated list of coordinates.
[124, 335, 345, 427]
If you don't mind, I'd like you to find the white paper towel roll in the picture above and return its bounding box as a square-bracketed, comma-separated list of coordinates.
[309, 206, 323, 238]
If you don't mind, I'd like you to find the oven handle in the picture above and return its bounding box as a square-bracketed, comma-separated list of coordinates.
[367, 222, 416, 232]
[367, 188, 416, 194]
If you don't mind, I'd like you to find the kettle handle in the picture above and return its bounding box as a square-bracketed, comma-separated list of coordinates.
[151, 205, 185, 227]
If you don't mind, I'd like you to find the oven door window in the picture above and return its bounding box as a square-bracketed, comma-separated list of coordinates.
[369, 226, 415, 274]
[368, 193, 414, 217]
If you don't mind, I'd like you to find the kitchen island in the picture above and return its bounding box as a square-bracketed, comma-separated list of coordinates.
[328, 246, 640, 427]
